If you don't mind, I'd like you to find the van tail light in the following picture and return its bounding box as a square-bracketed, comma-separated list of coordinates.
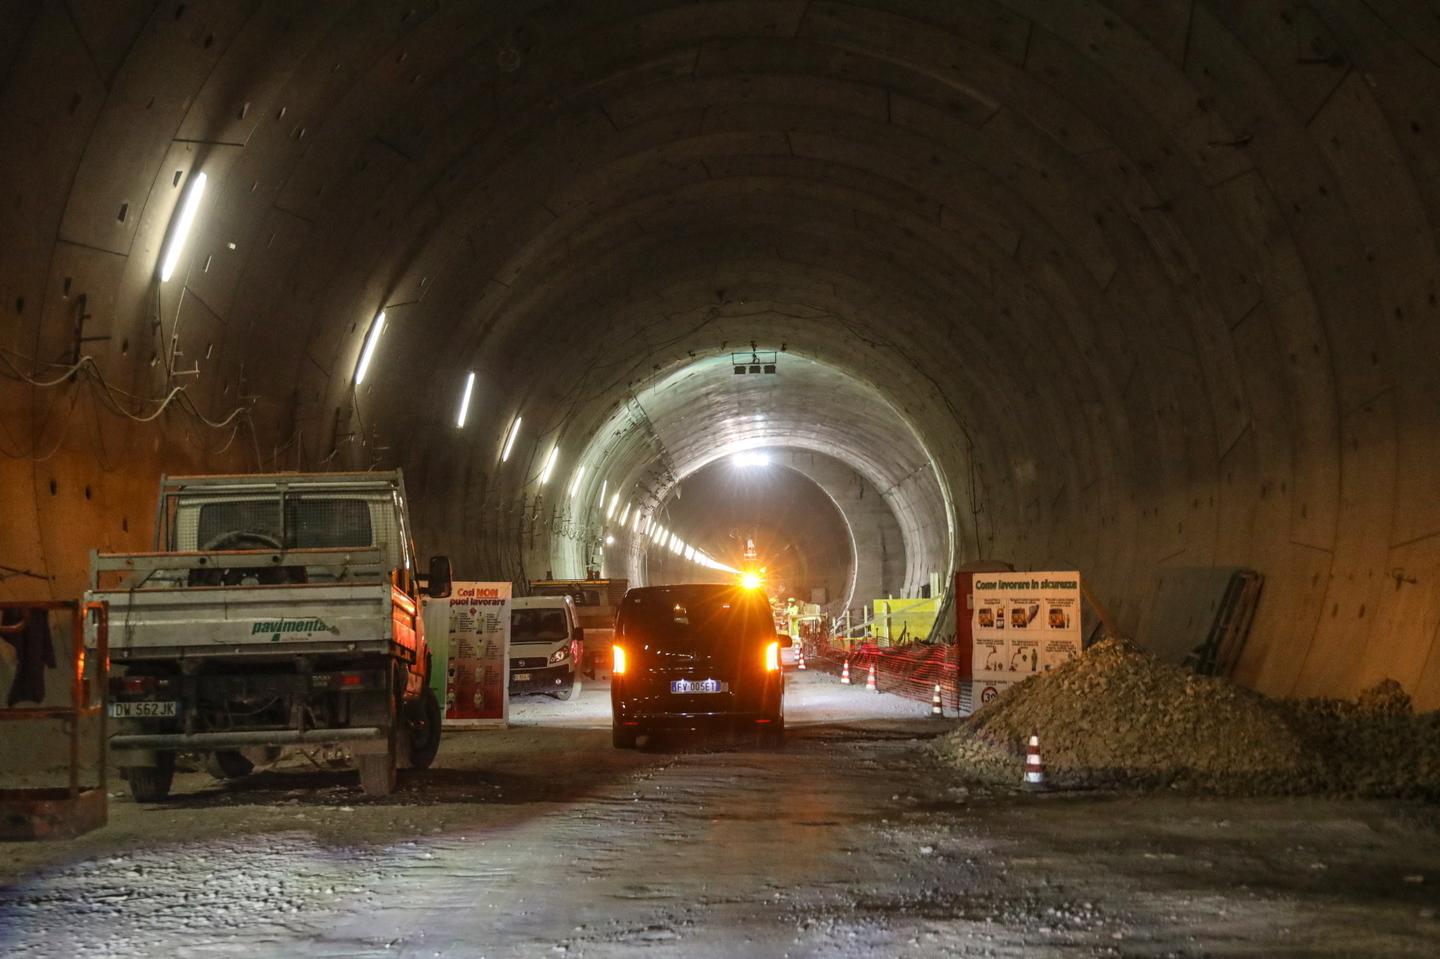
[612, 645, 628, 675]
[764, 641, 780, 672]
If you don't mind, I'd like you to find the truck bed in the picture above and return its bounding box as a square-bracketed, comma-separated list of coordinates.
[88, 547, 418, 661]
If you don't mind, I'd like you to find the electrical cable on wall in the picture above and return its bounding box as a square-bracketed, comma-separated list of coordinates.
[0, 347, 256, 464]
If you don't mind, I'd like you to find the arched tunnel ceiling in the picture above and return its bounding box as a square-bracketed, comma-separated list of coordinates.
[560, 352, 949, 601]
[3, 2, 1440, 707]
[643, 456, 857, 609]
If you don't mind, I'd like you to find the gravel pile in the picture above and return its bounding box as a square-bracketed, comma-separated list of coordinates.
[937, 637, 1440, 797]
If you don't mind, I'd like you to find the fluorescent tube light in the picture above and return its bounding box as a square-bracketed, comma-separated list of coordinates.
[354, 311, 385, 385]
[160, 171, 208, 282]
[500, 416, 522, 462]
[456, 372, 475, 428]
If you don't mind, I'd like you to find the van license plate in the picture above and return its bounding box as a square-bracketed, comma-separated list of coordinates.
[109, 701, 177, 719]
[512, 673, 531, 682]
[671, 679, 724, 694]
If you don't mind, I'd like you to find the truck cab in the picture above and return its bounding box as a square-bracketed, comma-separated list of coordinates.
[509, 596, 583, 700]
[528, 578, 627, 678]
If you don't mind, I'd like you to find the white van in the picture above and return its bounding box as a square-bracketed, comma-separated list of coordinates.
[509, 595, 584, 700]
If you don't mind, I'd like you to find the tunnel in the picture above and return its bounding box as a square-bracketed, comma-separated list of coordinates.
[3, 0, 1440, 716]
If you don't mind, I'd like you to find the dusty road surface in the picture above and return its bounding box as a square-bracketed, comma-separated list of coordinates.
[3, 671, 1438, 958]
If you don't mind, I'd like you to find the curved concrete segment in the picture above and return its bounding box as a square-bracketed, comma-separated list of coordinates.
[1, 2, 1439, 706]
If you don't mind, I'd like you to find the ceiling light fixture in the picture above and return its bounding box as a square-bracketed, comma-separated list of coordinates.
[159, 171, 208, 282]
[539, 445, 560, 484]
[500, 415, 522, 462]
[354, 311, 385, 385]
[456, 372, 476, 428]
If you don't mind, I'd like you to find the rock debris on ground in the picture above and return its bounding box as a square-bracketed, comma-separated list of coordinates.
[938, 637, 1440, 797]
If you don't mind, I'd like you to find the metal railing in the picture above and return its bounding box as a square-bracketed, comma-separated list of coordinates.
[1, 600, 109, 838]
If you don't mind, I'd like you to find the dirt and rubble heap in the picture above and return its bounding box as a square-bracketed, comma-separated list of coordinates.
[938, 637, 1440, 797]
[1354, 678, 1412, 718]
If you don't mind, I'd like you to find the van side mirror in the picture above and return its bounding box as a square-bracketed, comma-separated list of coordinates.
[778, 635, 793, 648]
[427, 556, 452, 599]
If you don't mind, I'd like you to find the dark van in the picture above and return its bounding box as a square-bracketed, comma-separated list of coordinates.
[610, 584, 789, 748]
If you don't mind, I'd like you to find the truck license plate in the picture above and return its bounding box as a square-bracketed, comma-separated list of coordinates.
[109, 701, 178, 719]
[671, 679, 724, 694]
[512, 672, 531, 682]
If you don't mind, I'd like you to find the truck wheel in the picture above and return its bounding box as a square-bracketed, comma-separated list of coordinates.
[406, 688, 442, 770]
[358, 751, 397, 796]
[612, 723, 639, 749]
[125, 752, 176, 802]
[551, 675, 582, 701]
[205, 750, 255, 780]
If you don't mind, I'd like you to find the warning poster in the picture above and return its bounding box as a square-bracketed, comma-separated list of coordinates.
[962, 571, 1082, 715]
[433, 582, 510, 727]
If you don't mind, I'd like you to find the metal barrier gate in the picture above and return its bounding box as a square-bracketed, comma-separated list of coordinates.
[0, 600, 109, 840]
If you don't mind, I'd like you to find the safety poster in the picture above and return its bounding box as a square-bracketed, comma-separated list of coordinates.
[962, 571, 1082, 714]
[428, 581, 510, 727]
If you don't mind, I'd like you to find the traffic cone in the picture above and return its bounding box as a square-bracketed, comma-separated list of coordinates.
[1023, 730, 1047, 792]
[797, 645, 806, 670]
[865, 662, 877, 693]
[931, 684, 943, 717]
[840, 660, 851, 685]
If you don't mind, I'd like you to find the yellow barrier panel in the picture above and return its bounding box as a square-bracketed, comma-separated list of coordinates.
[867, 597, 940, 646]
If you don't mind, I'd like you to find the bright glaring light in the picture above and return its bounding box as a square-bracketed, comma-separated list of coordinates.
[456, 372, 476, 428]
[500, 416, 522, 462]
[354, 311, 386, 385]
[159, 171, 207, 282]
[605, 534, 615, 545]
[606, 492, 620, 519]
[569, 466, 586, 498]
[618, 502, 632, 525]
[540, 445, 560, 484]
[733, 451, 770, 468]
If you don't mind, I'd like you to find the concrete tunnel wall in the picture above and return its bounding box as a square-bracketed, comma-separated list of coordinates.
[2, 2, 1440, 707]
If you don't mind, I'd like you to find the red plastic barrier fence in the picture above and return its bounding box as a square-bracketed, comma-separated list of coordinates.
[800, 634, 960, 712]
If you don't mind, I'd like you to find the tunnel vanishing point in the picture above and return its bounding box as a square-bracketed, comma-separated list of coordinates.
[2, 1, 1439, 708]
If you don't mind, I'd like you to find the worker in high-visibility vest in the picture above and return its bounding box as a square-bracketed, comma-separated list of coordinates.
[785, 598, 801, 641]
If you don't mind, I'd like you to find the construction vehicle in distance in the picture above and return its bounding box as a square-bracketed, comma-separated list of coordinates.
[528, 578, 628, 678]
[86, 471, 450, 800]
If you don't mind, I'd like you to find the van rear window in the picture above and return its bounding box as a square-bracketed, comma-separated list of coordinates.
[618, 589, 773, 648]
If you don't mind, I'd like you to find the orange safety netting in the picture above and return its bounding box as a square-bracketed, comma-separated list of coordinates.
[799, 632, 960, 711]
